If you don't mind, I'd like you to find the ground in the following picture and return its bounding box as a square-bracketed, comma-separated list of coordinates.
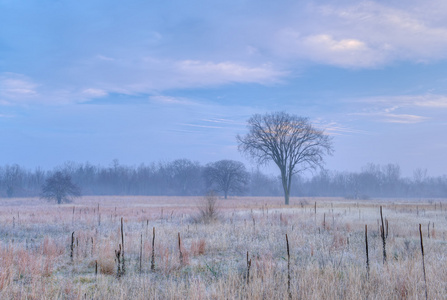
[0, 196, 445, 299]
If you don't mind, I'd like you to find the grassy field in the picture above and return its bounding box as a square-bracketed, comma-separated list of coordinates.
[0, 195, 446, 299]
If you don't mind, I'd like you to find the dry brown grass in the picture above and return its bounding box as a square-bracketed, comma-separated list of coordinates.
[0, 195, 446, 299]
[190, 239, 206, 256]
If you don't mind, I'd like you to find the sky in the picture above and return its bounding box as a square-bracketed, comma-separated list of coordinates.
[1, 0, 447, 177]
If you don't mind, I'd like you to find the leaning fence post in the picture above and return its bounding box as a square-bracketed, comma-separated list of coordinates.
[419, 224, 428, 300]
[286, 234, 292, 299]
[365, 225, 369, 278]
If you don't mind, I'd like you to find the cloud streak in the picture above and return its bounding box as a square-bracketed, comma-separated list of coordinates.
[0, 73, 39, 104]
[346, 93, 447, 124]
[362, 94, 447, 108]
[0, 58, 286, 106]
[352, 110, 428, 124]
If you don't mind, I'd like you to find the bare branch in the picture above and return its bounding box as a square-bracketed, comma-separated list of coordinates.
[237, 112, 333, 205]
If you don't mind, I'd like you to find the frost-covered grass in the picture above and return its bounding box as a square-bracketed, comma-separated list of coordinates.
[0, 196, 446, 299]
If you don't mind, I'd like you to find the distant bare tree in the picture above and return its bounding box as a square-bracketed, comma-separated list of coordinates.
[204, 160, 249, 199]
[413, 168, 428, 198]
[169, 159, 203, 195]
[3, 164, 23, 197]
[41, 172, 81, 204]
[237, 112, 333, 205]
[249, 168, 281, 196]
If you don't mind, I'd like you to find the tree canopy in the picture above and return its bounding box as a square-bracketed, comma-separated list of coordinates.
[237, 112, 333, 205]
[204, 160, 249, 199]
[41, 171, 81, 204]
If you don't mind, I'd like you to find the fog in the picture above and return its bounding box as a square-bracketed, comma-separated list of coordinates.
[1, 159, 445, 199]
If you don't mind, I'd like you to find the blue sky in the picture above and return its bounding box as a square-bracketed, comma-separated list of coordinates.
[1, 0, 447, 176]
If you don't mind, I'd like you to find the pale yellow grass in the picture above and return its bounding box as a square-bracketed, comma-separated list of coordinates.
[0, 196, 445, 299]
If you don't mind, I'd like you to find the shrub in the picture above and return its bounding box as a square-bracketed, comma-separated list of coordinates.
[192, 191, 220, 224]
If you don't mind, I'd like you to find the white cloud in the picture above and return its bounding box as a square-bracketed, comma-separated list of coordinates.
[381, 113, 428, 124]
[349, 93, 447, 124]
[0, 73, 110, 106]
[5, 1, 447, 106]
[81, 88, 108, 98]
[277, 31, 383, 67]
[362, 94, 447, 109]
[383, 114, 428, 124]
[401, 95, 447, 108]
[0, 73, 39, 101]
[69, 58, 286, 101]
[353, 111, 428, 124]
[176, 60, 285, 85]
[272, 1, 447, 67]
[0, 57, 286, 106]
[149, 95, 196, 105]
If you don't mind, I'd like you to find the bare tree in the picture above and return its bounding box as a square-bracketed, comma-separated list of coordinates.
[41, 172, 81, 204]
[237, 112, 333, 205]
[3, 164, 23, 197]
[204, 160, 249, 199]
[413, 168, 428, 199]
[168, 159, 203, 195]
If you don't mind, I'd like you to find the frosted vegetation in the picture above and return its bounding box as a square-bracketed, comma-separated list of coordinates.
[0, 196, 445, 299]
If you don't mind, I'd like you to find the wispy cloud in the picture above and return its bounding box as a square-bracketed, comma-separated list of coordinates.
[0, 114, 15, 118]
[0, 73, 39, 104]
[313, 119, 370, 136]
[381, 113, 428, 124]
[149, 95, 196, 105]
[178, 123, 226, 130]
[326, 123, 370, 135]
[96, 55, 116, 62]
[362, 94, 447, 109]
[200, 118, 245, 126]
[81, 88, 108, 98]
[176, 60, 285, 85]
[0, 58, 287, 106]
[177, 117, 246, 131]
[352, 111, 428, 124]
[0, 73, 111, 105]
[348, 93, 447, 124]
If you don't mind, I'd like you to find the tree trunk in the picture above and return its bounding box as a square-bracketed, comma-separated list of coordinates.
[280, 166, 290, 205]
[284, 189, 290, 205]
[57, 196, 62, 204]
[278, 165, 290, 205]
[224, 190, 228, 199]
[280, 169, 290, 205]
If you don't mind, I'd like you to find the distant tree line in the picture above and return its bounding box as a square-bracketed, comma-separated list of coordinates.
[0, 160, 446, 199]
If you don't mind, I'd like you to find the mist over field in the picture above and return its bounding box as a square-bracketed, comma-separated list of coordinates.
[0, 160, 446, 199]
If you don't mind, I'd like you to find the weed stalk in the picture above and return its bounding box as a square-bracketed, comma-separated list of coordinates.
[178, 232, 183, 265]
[419, 224, 428, 300]
[380, 206, 387, 263]
[121, 217, 125, 274]
[246, 251, 251, 285]
[365, 225, 369, 278]
[286, 234, 292, 299]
